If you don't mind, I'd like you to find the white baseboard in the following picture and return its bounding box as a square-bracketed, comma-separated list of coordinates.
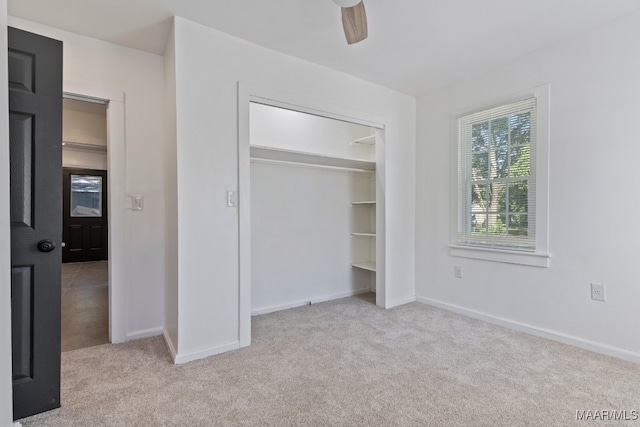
[416, 296, 640, 365]
[126, 327, 163, 341]
[164, 328, 239, 365]
[173, 341, 240, 365]
[162, 328, 178, 363]
[386, 295, 417, 309]
[252, 288, 370, 316]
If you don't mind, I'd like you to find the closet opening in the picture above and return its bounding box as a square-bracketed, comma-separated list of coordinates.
[247, 101, 384, 316]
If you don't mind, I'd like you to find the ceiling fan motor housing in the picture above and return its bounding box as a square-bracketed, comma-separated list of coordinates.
[333, 0, 361, 8]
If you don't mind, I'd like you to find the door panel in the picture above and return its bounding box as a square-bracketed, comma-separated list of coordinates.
[68, 225, 83, 250]
[62, 168, 108, 263]
[90, 225, 104, 249]
[9, 113, 34, 228]
[11, 266, 32, 381]
[7, 49, 34, 93]
[9, 27, 63, 420]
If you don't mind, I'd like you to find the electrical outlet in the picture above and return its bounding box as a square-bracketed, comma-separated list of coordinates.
[591, 283, 606, 302]
[454, 265, 463, 279]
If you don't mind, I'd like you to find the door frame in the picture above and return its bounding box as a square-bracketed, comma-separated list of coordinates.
[0, 6, 13, 424]
[63, 82, 127, 344]
[237, 82, 387, 348]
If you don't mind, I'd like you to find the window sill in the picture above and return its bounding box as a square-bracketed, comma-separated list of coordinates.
[449, 245, 550, 268]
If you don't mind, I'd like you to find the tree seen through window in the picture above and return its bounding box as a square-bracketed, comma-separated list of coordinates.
[470, 112, 531, 240]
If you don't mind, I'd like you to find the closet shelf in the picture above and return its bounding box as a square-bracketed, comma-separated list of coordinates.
[351, 135, 376, 145]
[351, 261, 376, 272]
[351, 201, 376, 206]
[62, 141, 107, 152]
[250, 145, 375, 171]
[351, 232, 376, 237]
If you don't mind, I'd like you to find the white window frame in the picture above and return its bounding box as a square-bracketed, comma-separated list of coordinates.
[449, 85, 550, 267]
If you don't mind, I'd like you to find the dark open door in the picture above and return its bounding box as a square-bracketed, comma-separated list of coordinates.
[9, 27, 63, 420]
[62, 168, 108, 263]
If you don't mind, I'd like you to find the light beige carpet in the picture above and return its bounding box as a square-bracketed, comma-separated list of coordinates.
[20, 294, 640, 426]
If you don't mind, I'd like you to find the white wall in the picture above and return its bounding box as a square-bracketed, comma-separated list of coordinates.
[170, 16, 415, 361]
[416, 11, 640, 362]
[62, 106, 107, 169]
[63, 106, 107, 147]
[8, 17, 167, 340]
[250, 102, 375, 160]
[251, 162, 372, 314]
[0, 1, 13, 424]
[63, 106, 108, 170]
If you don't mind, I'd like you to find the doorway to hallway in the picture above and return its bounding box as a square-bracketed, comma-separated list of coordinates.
[61, 98, 109, 352]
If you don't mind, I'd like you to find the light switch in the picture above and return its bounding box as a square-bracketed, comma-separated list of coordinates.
[227, 191, 238, 207]
[128, 195, 143, 211]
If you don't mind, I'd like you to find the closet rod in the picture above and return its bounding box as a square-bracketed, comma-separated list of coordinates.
[250, 158, 374, 174]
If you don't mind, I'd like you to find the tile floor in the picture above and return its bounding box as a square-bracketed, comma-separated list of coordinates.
[61, 261, 109, 352]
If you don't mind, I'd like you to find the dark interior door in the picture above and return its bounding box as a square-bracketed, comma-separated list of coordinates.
[9, 27, 63, 420]
[62, 168, 108, 263]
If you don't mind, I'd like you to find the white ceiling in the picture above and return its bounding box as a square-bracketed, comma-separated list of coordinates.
[8, 0, 640, 95]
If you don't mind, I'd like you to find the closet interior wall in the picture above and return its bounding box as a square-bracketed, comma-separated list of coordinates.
[62, 98, 108, 170]
[249, 103, 379, 315]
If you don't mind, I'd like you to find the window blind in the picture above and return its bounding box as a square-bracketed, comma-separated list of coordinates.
[458, 97, 537, 251]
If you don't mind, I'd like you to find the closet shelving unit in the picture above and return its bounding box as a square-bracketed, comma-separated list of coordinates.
[349, 134, 377, 275]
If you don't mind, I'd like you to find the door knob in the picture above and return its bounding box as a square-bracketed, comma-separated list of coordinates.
[37, 239, 56, 253]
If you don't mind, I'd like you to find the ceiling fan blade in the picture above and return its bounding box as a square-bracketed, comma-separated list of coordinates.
[341, 1, 368, 45]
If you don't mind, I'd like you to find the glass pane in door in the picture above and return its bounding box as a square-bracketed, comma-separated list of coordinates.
[70, 175, 102, 217]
